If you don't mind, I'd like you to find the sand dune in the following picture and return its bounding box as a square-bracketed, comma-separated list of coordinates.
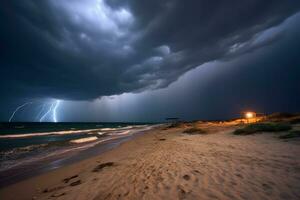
[1, 123, 300, 200]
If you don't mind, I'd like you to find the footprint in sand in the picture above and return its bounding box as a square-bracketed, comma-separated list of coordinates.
[177, 185, 187, 199]
[92, 162, 114, 172]
[43, 186, 65, 193]
[63, 175, 79, 183]
[183, 174, 190, 181]
[69, 180, 82, 187]
[51, 192, 66, 198]
[193, 170, 202, 174]
[262, 183, 272, 191]
[235, 173, 243, 179]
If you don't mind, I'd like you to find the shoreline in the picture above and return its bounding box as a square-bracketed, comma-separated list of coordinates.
[1, 122, 300, 199]
[0, 125, 157, 188]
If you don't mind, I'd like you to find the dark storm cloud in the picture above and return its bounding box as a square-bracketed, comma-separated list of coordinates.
[0, 0, 300, 100]
[64, 14, 300, 122]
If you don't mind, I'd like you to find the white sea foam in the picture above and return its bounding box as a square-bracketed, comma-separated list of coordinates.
[100, 126, 141, 131]
[100, 128, 117, 131]
[0, 125, 152, 139]
[0, 134, 131, 171]
[0, 128, 104, 139]
[70, 137, 98, 144]
[108, 130, 131, 136]
[0, 125, 157, 172]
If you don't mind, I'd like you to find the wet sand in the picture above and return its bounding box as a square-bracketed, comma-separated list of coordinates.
[1, 122, 300, 200]
[0, 127, 152, 188]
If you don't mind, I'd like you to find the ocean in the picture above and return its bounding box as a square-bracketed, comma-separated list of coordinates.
[0, 122, 155, 186]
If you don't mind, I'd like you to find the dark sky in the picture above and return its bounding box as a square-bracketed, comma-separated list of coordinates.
[0, 0, 300, 122]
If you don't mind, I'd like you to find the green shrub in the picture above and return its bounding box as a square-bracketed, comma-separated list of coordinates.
[267, 113, 297, 119]
[183, 127, 206, 134]
[234, 123, 292, 135]
[289, 117, 300, 124]
[279, 130, 300, 139]
[163, 122, 181, 129]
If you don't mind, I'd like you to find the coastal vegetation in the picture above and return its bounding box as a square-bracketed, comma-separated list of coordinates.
[234, 122, 292, 135]
[279, 130, 300, 139]
[183, 127, 206, 134]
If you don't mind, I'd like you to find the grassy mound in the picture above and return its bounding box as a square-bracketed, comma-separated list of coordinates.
[164, 122, 184, 129]
[265, 113, 300, 124]
[267, 112, 297, 119]
[234, 123, 292, 135]
[164, 122, 194, 129]
[183, 127, 206, 134]
[288, 116, 300, 124]
[279, 130, 300, 139]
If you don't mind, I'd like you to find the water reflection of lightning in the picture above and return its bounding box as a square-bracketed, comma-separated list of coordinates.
[9, 102, 33, 122]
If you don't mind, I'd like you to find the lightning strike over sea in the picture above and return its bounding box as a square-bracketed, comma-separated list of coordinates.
[39, 102, 55, 122]
[52, 100, 60, 123]
[8, 102, 33, 122]
[39, 100, 60, 122]
[35, 103, 46, 122]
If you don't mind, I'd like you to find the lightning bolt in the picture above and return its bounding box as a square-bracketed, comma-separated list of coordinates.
[53, 100, 60, 123]
[39, 100, 60, 122]
[35, 103, 46, 122]
[9, 102, 33, 122]
[8, 100, 61, 122]
[39, 103, 55, 122]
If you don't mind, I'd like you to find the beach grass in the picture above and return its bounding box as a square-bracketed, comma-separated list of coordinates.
[289, 116, 300, 124]
[183, 127, 206, 134]
[279, 130, 300, 139]
[234, 123, 292, 135]
[266, 113, 300, 124]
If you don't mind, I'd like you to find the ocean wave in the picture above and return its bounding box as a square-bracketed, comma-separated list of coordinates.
[0, 143, 50, 171]
[100, 128, 117, 131]
[0, 134, 130, 172]
[108, 130, 131, 136]
[0, 125, 150, 139]
[99, 125, 145, 132]
[0, 128, 104, 139]
[0, 125, 156, 172]
[0, 143, 48, 158]
[70, 136, 98, 144]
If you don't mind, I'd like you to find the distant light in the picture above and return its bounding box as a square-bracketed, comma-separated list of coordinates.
[245, 112, 255, 119]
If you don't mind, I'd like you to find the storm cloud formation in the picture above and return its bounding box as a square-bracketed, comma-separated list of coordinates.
[1, 0, 300, 101]
[57, 13, 300, 122]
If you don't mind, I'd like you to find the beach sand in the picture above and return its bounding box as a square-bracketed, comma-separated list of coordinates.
[1, 122, 300, 200]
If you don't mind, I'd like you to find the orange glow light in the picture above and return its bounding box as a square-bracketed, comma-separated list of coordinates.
[245, 112, 254, 119]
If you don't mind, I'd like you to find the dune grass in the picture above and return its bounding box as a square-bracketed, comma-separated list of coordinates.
[234, 123, 292, 135]
[289, 117, 300, 124]
[183, 127, 206, 134]
[266, 112, 300, 124]
[164, 122, 183, 129]
[279, 130, 300, 139]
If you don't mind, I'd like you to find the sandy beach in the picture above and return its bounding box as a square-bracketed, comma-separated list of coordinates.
[1, 1, 300, 199]
[1, 122, 300, 200]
